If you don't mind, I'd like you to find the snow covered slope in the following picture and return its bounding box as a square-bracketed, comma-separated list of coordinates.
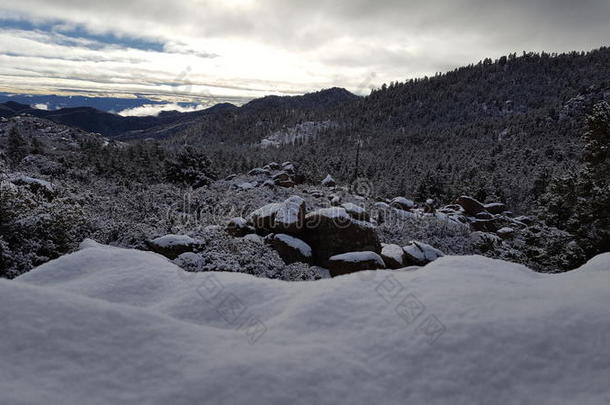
[2, 240, 610, 405]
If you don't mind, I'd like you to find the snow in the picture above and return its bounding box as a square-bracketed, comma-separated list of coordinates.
[3, 241, 610, 404]
[321, 174, 336, 186]
[329, 251, 384, 265]
[275, 195, 304, 227]
[391, 196, 415, 209]
[149, 234, 197, 248]
[403, 241, 445, 264]
[275, 234, 312, 257]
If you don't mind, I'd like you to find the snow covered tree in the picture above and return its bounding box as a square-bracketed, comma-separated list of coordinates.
[6, 127, 28, 168]
[165, 146, 218, 189]
[542, 102, 610, 256]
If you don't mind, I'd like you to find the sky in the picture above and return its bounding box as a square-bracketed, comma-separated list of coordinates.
[0, 0, 609, 110]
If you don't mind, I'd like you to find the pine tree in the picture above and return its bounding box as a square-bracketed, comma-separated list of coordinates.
[166, 146, 218, 188]
[6, 127, 28, 168]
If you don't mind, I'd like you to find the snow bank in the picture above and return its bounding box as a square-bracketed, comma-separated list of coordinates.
[3, 241, 610, 405]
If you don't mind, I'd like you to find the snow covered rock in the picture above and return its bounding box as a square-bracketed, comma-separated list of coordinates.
[484, 202, 507, 215]
[327, 251, 385, 276]
[266, 233, 313, 264]
[249, 196, 306, 235]
[3, 242, 610, 404]
[145, 234, 201, 259]
[248, 168, 270, 176]
[471, 218, 499, 232]
[471, 231, 503, 251]
[390, 196, 415, 211]
[304, 207, 381, 266]
[268, 162, 281, 170]
[381, 243, 407, 269]
[341, 202, 370, 221]
[497, 227, 516, 239]
[403, 241, 445, 266]
[235, 182, 256, 191]
[321, 174, 336, 187]
[455, 195, 486, 216]
[226, 217, 254, 237]
[10, 175, 54, 196]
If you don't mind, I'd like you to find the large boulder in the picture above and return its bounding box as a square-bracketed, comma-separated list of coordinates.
[327, 251, 386, 277]
[402, 241, 444, 266]
[303, 207, 381, 266]
[454, 196, 486, 216]
[266, 234, 313, 264]
[248, 196, 306, 235]
[390, 197, 415, 211]
[471, 218, 499, 232]
[381, 244, 407, 269]
[248, 168, 270, 176]
[146, 235, 201, 259]
[496, 227, 516, 239]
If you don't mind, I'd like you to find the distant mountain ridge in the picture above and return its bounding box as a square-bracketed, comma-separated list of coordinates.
[0, 88, 359, 138]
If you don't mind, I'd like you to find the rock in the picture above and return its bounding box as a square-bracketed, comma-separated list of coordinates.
[321, 174, 336, 187]
[224, 174, 237, 181]
[267, 234, 313, 264]
[515, 215, 534, 225]
[311, 190, 325, 198]
[10, 175, 54, 197]
[272, 171, 291, 182]
[304, 207, 381, 266]
[455, 196, 486, 216]
[390, 197, 415, 211]
[402, 241, 444, 266]
[248, 168, 270, 176]
[248, 196, 306, 235]
[330, 195, 342, 206]
[341, 202, 370, 221]
[281, 162, 295, 173]
[470, 232, 502, 251]
[235, 182, 256, 190]
[268, 162, 281, 170]
[262, 180, 276, 188]
[242, 233, 264, 244]
[484, 202, 507, 215]
[381, 244, 407, 269]
[475, 211, 495, 220]
[276, 179, 295, 188]
[471, 219, 499, 232]
[146, 235, 201, 259]
[226, 217, 254, 237]
[497, 227, 515, 239]
[327, 251, 386, 277]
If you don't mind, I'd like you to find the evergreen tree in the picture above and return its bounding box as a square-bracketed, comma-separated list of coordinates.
[6, 127, 28, 168]
[165, 146, 218, 188]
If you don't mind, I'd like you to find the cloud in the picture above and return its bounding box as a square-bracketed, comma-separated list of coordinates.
[117, 103, 208, 117]
[33, 102, 48, 110]
[0, 0, 609, 102]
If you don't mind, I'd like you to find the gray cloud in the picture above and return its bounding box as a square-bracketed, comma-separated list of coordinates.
[0, 0, 608, 101]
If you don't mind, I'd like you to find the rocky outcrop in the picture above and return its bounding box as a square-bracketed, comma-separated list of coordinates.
[390, 197, 415, 211]
[226, 217, 254, 237]
[484, 202, 507, 215]
[341, 202, 370, 221]
[321, 174, 336, 187]
[303, 207, 381, 266]
[327, 251, 385, 277]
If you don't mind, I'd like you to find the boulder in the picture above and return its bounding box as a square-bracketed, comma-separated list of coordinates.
[226, 217, 254, 237]
[381, 244, 407, 269]
[224, 174, 237, 181]
[248, 168, 270, 176]
[484, 202, 507, 215]
[267, 234, 313, 264]
[321, 174, 336, 187]
[281, 162, 295, 173]
[248, 196, 306, 235]
[235, 182, 256, 191]
[262, 180, 276, 188]
[304, 207, 381, 266]
[475, 211, 495, 220]
[497, 227, 516, 239]
[276, 179, 295, 188]
[327, 251, 386, 277]
[455, 196, 486, 216]
[402, 241, 444, 266]
[272, 171, 291, 183]
[146, 235, 201, 259]
[515, 215, 534, 225]
[268, 162, 281, 170]
[330, 195, 342, 206]
[341, 202, 370, 221]
[471, 219, 499, 232]
[390, 197, 415, 211]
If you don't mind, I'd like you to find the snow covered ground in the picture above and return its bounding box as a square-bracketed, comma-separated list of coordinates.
[2, 240, 610, 404]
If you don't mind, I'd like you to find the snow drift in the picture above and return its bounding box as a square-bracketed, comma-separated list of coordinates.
[2, 240, 610, 405]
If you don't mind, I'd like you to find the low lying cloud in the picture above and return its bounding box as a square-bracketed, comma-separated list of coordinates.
[117, 103, 208, 117]
[33, 103, 48, 110]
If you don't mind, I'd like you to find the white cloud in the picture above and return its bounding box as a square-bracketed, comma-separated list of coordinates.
[0, 0, 609, 102]
[33, 102, 48, 110]
[117, 103, 208, 117]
